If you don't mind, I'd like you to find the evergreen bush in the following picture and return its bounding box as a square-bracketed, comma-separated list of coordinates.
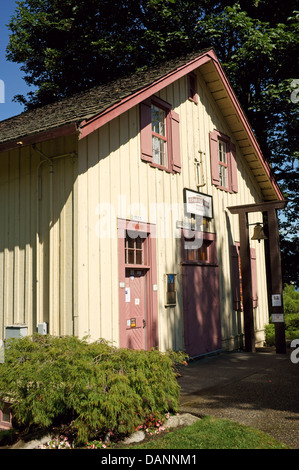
[265, 313, 299, 346]
[0, 335, 186, 444]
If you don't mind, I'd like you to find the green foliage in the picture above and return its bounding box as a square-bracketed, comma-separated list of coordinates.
[264, 324, 275, 346]
[283, 283, 299, 313]
[0, 335, 186, 444]
[265, 318, 299, 346]
[265, 284, 299, 345]
[265, 285, 299, 345]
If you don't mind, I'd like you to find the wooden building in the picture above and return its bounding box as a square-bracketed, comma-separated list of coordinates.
[0, 48, 285, 357]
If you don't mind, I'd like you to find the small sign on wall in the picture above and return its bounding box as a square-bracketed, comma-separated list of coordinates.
[272, 294, 282, 307]
[272, 313, 284, 323]
[184, 188, 213, 219]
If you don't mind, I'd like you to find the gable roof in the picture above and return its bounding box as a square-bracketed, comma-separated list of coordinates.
[0, 48, 283, 201]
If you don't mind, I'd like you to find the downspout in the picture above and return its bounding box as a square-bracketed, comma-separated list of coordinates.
[34, 146, 53, 331]
[32, 145, 77, 334]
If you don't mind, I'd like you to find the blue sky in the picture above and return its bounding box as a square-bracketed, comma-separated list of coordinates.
[0, 0, 34, 121]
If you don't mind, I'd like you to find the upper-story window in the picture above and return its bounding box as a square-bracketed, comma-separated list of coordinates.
[151, 104, 167, 167]
[140, 96, 181, 173]
[218, 139, 228, 189]
[209, 130, 238, 193]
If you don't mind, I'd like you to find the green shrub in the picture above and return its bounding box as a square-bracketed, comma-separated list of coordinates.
[0, 335, 186, 444]
[283, 284, 299, 314]
[265, 323, 275, 346]
[265, 313, 299, 346]
[284, 313, 299, 331]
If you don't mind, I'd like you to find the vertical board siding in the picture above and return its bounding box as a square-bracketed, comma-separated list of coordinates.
[77, 70, 269, 351]
[0, 136, 77, 340]
[0, 70, 270, 351]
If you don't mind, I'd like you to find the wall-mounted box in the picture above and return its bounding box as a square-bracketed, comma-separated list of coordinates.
[38, 322, 48, 335]
[5, 324, 28, 340]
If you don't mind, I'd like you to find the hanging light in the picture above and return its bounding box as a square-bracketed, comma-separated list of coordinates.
[251, 223, 268, 243]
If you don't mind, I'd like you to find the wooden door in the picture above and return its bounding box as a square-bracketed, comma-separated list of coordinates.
[182, 264, 221, 357]
[122, 268, 146, 349]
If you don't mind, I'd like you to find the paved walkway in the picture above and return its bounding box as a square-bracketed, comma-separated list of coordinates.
[177, 347, 299, 449]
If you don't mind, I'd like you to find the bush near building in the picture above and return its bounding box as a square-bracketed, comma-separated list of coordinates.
[0, 335, 186, 445]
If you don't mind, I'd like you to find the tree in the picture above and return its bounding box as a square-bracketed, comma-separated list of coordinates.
[5, 1, 299, 282]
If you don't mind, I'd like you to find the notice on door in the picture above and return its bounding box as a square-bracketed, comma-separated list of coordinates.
[125, 288, 130, 303]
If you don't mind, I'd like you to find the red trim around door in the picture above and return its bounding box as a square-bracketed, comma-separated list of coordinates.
[118, 219, 158, 350]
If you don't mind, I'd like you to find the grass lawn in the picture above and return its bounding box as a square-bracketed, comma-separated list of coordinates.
[121, 416, 290, 450]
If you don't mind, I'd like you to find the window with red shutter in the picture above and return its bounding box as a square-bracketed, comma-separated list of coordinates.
[209, 130, 238, 193]
[140, 96, 181, 173]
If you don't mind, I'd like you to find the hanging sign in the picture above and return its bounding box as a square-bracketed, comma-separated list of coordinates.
[184, 188, 213, 219]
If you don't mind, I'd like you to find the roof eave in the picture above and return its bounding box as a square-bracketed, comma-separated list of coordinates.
[0, 122, 79, 153]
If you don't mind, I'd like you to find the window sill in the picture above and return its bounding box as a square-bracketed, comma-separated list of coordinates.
[125, 264, 150, 270]
[216, 184, 229, 192]
[149, 161, 174, 173]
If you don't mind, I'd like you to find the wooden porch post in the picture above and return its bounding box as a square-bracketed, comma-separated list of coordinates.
[267, 207, 286, 354]
[239, 211, 255, 352]
[228, 200, 287, 354]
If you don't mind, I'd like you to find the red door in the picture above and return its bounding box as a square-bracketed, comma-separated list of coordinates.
[122, 268, 146, 349]
[182, 265, 221, 357]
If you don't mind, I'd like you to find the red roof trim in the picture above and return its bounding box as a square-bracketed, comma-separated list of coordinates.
[78, 48, 283, 200]
[78, 51, 213, 139]
[0, 123, 78, 153]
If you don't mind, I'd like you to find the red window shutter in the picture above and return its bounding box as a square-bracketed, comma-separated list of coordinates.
[230, 245, 241, 310]
[140, 98, 152, 162]
[209, 131, 220, 186]
[171, 110, 181, 173]
[229, 142, 238, 193]
[250, 248, 258, 308]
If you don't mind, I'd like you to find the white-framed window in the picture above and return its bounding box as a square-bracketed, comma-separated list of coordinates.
[209, 130, 238, 193]
[218, 139, 228, 189]
[140, 96, 181, 173]
[151, 104, 167, 167]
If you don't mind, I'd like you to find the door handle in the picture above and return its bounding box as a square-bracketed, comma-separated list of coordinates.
[143, 319, 146, 328]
